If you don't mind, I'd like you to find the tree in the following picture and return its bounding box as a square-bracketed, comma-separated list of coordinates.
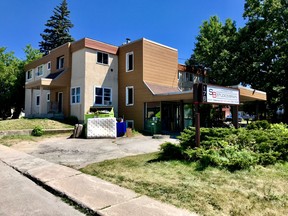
[187, 16, 239, 86]
[39, 0, 74, 55]
[0, 48, 21, 118]
[240, 0, 288, 122]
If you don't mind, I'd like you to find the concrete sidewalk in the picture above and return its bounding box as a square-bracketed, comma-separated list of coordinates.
[0, 145, 197, 216]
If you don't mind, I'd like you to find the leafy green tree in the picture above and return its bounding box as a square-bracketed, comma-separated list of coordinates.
[39, 0, 74, 55]
[240, 0, 288, 122]
[0, 48, 21, 118]
[187, 16, 239, 86]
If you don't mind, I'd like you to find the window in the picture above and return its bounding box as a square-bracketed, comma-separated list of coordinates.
[126, 120, 134, 129]
[95, 87, 112, 105]
[71, 87, 81, 104]
[57, 56, 64, 69]
[47, 62, 51, 70]
[97, 52, 108, 65]
[36, 65, 43, 76]
[126, 86, 134, 106]
[47, 93, 50, 102]
[36, 95, 40, 106]
[27, 70, 32, 80]
[126, 52, 134, 72]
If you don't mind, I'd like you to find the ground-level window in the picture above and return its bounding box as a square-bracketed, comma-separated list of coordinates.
[47, 62, 51, 70]
[71, 87, 81, 104]
[126, 52, 134, 72]
[126, 86, 134, 106]
[97, 52, 109, 65]
[36, 95, 40, 106]
[47, 93, 50, 102]
[95, 87, 112, 105]
[126, 120, 134, 129]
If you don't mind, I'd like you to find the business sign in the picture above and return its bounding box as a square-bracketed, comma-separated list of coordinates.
[201, 84, 239, 105]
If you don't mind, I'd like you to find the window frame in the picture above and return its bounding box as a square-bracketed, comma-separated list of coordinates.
[47, 62, 51, 70]
[126, 52, 134, 72]
[126, 86, 134, 106]
[126, 120, 134, 129]
[97, 52, 109, 65]
[36, 95, 40, 106]
[94, 86, 112, 106]
[27, 70, 33, 80]
[57, 56, 64, 69]
[71, 87, 81, 104]
[36, 65, 43, 77]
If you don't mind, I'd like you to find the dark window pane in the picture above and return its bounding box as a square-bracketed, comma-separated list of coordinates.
[96, 96, 102, 104]
[103, 53, 108, 64]
[96, 87, 103, 96]
[128, 54, 133, 70]
[97, 52, 103, 63]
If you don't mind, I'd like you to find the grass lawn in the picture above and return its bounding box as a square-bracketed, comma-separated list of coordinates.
[0, 118, 73, 131]
[80, 153, 288, 216]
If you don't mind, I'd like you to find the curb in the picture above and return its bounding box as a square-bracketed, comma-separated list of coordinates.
[0, 128, 74, 137]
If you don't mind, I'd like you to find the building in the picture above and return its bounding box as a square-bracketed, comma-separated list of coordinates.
[25, 37, 267, 133]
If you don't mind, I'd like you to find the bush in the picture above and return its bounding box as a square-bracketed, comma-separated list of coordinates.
[247, 120, 271, 130]
[159, 123, 288, 170]
[64, 116, 79, 125]
[31, 126, 44, 136]
[159, 142, 182, 160]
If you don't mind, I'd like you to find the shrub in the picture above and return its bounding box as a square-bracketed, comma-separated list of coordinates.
[64, 116, 79, 125]
[159, 122, 288, 170]
[31, 126, 44, 136]
[247, 120, 271, 130]
[159, 142, 182, 160]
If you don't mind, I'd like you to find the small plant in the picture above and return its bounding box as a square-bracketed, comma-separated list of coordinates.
[31, 126, 43, 136]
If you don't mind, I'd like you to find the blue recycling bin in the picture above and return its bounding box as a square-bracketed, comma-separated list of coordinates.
[117, 122, 126, 137]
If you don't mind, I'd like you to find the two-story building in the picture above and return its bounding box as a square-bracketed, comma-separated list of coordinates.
[25, 37, 267, 133]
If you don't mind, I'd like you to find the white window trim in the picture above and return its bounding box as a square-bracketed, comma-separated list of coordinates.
[96, 52, 109, 65]
[36, 95, 40, 106]
[47, 93, 50, 102]
[71, 86, 81, 105]
[36, 65, 43, 77]
[126, 51, 134, 72]
[126, 120, 134, 129]
[126, 86, 134, 106]
[94, 86, 112, 106]
[47, 61, 51, 70]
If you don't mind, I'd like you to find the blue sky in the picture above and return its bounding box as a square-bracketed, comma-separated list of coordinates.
[0, 0, 246, 63]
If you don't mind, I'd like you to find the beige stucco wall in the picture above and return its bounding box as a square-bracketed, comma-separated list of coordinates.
[25, 62, 51, 84]
[71, 48, 118, 121]
[24, 89, 50, 116]
[84, 48, 119, 117]
[70, 49, 86, 121]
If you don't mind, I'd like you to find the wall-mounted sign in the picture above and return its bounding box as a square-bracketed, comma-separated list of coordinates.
[202, 84, 239, 105]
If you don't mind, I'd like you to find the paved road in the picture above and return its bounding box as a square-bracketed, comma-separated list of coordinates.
[11, 134, 179, 169]
[0, 161, 84, 216]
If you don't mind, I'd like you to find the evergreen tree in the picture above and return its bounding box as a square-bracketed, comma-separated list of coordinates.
[39, 0, 74, 55]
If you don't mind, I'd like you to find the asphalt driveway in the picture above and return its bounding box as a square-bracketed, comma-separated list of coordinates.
[11, 134, 179, 169]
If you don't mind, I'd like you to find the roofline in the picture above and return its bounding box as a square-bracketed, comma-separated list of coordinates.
[120, 38, 177, 52]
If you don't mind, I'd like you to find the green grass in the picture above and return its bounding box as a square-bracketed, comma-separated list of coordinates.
[0, 118, 73, 131]
[80, 153, 288, 216]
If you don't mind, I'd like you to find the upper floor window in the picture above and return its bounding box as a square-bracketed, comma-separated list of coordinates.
[27, 70, 32, 80]
[36, 65, 43, 76]
[97, 52, 108, 65]
[47, 62, 51, 70]
[57, 56, 64, 69]
[126, 52, 134, 72]
[126, 86, 134, 106]
[95, 87, 112, 106]
[71, 87, 81, 104]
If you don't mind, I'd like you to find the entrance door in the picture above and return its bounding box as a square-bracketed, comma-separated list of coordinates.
[58, 92, 63, 113]
[161, 102, 181, 132]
